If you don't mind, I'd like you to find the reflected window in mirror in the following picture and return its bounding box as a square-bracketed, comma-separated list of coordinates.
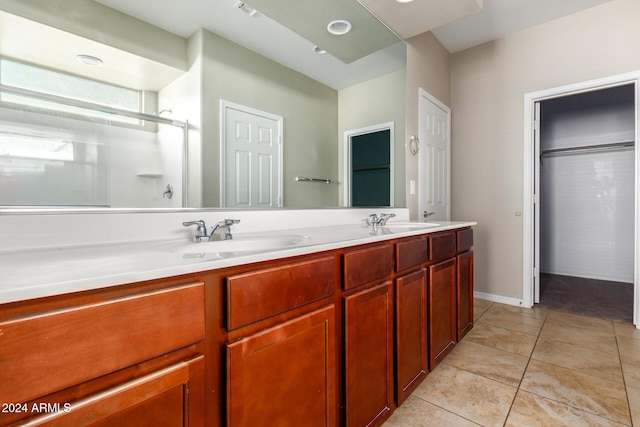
[0, 58, 186, 209]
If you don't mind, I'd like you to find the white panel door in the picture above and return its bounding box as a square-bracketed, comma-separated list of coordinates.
[419, 89, 450, 221]
[222, 102, 283, 207]
[534, 102, 541, 303]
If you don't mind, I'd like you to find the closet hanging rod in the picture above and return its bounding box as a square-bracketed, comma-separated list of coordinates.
[295, 176, 332, 184]
[540, 141, 635, 157]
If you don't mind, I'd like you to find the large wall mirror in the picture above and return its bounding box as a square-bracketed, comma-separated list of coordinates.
[0, 0, 406, 211]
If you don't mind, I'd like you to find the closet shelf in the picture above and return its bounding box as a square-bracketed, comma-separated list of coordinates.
[540, 141, 635, 157]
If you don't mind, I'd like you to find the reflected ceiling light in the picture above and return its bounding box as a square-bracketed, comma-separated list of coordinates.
[327, 19, 352, 35]
[76, 54, 103, 66]
[313, 46, 327, 54]
[234, 1, 259, 17]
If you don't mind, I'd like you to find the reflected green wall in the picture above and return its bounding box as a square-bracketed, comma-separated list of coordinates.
[338, 69, 406, 207]
[198, 29, 339, 207]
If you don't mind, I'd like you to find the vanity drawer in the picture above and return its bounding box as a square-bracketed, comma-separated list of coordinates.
[343, 243, 393, 290]
[457, 228, 474, 252]
[226, 255, 337, 330]
[429, 232, 457, 261]
[395, 237, 429, 272]
[0, 282, 205, 405]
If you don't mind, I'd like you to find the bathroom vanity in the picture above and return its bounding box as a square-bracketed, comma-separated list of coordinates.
[0, 212, 474, 427]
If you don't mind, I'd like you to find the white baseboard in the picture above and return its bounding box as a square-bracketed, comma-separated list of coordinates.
[474, 291, 529, 308]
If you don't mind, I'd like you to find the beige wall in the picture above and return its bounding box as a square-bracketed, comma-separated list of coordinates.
[198, 29, 339, 208]
[405, 31, 451, 219]
[450, 0, 640, 301]
[338, 69, 407, 207]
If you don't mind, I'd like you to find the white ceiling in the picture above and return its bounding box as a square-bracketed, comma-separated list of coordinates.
[360, 0, 484, 40]
[0, 10, 184, 91]
[430, 0, 616, 53]
[92, 0, 614, 88]
[93, 0, 407, 90]
[7, 0, 616, 91]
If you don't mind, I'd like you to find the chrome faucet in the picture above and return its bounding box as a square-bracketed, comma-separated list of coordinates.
[369, 213, 396, 227]
[182, 220, 209, 242]
[210, 219, 240, 241]
[183, 219, 240, 242]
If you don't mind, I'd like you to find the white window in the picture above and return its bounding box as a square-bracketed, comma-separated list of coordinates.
[0, 58, 140, 114]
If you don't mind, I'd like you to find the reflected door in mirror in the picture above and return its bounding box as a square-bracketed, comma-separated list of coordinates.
[222, 101, 283, 208]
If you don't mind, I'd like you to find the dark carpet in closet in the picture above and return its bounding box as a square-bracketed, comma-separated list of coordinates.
[539, 273, 634, 323]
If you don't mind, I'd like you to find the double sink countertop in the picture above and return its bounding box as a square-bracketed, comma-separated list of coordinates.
[0, 220, 476, 304]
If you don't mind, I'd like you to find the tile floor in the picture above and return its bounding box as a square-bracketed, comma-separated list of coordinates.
[383, 299, 640, 426]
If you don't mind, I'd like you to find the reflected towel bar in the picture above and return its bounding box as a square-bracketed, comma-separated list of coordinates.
[295, 177, 332, 184]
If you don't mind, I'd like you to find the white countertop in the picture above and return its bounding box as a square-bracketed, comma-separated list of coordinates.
[0, 219, 475, 304]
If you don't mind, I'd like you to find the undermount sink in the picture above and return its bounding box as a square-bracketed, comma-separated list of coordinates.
[155, 234, 310, 255]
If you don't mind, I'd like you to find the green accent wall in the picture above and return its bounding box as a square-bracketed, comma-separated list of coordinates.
[199, 29, 339, 207]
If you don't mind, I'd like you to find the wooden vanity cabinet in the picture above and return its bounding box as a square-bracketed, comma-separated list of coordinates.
[343, 282, 393, 427]
[393, 237, 428, 405]
[428, 257, 458, 369]
[394, 268, 427, 406]
[0, 281, 206, 427]
[457, 228, 474, 340]
[226, 306, 336, 427]
[224, 255, 339, 427]
[342, 244, 394, 427]
[427, 232, 459, 370]
[1, 225, 474, 427]
[9, 356, 204, 427]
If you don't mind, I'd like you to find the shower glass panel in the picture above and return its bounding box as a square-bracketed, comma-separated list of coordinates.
[0, 85, 186, 208]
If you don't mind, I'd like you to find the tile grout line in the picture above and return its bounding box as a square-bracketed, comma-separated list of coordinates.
[404, 301, 497, 425]
[385, 302, 637, 426]
[507, 309, 632, 426]
[500, 306, 549, 426]
[616, 327, 635, 426]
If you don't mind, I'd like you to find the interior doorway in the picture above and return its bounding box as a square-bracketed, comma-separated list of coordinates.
[343, 122, 394, 207]
[537, 85, 635, 322]
[523, 72, 640, 325]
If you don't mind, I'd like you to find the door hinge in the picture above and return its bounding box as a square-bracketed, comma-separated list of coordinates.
[533, 193, 538, 204]
[533, 267, 538, 278]
[534, 119, 540, 132]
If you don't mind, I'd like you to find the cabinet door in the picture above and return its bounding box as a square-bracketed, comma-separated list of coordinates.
[344, 282, 393, 427]
[396, 269, 427, 406]
[457, 250, 474, 340]
[0, 282, 205, 406]
[227, 305, 336, 427]
[428, 258, 457, 370]
[20, 357, 203, 427]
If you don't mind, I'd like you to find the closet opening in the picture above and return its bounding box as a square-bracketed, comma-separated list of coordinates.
[527, 80, 638, 323]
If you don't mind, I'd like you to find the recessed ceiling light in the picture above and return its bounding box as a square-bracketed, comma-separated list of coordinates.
[313, 46, 327, 54]
[395, 0, 415, 3]
[327, 19, 352, 35]
[76, 54, 103, 66]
